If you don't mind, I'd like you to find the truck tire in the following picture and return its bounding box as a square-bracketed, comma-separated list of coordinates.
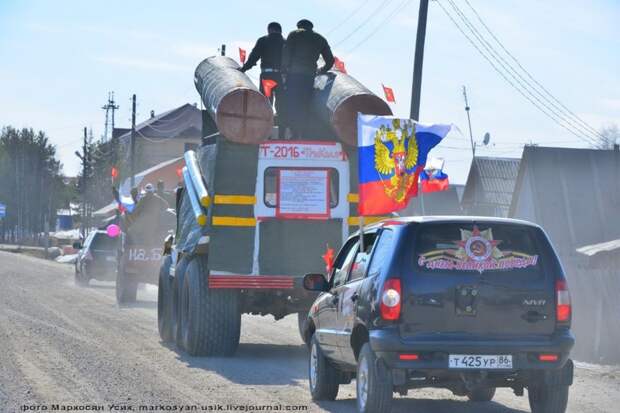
[180, 256, 241, 356]
[157, 256, 174, 343]
[528, 384, 569, 413]
[298, 311, 310, 346]
[116, 257, 138, 305]
[309, 334, 339, 401]
[357, 343, 393, 413]
[172, 257, 190, 350]
[467, 387, 496, 402]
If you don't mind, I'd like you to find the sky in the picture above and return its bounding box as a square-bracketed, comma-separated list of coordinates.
[0, 0, 618, 183]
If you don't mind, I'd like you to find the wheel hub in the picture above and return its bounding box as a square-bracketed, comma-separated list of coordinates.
[357, 355, 369, 410]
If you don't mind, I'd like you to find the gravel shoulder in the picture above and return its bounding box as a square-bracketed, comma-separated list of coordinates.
[0, 251, 618, 413]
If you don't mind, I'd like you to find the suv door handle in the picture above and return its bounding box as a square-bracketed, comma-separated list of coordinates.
[351, 292, 359, 302]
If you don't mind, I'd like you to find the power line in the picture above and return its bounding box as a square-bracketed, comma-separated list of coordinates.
[462, 0, 604, 141]
[435, 0, 599, 146]
[326, 0, 373, 35]
[333, 0, 394, 48]
[444, 0, 600, 145]
[444, 0, 601, 145]
[345, 0, 414, 54]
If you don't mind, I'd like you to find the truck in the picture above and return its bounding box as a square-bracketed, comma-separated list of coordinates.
[156, 55, 392, 356]
[116, 192, 176, 304]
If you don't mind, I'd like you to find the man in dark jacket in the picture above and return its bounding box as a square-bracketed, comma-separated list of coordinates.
[282, 19, 334, 139]
[240, 22, 285, 112]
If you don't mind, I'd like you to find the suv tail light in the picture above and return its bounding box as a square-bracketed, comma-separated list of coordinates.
[556, 279, 571, 325]
[380, 279, 401, 321]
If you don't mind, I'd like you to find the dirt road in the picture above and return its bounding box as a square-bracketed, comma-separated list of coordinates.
[0, 250, 618, 413]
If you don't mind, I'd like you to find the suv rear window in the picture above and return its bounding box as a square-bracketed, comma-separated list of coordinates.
[90, 233, 117, 251]
[415, 223, 542, 275]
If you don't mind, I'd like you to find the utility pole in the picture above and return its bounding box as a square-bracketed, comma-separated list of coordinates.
[75, 127, 89, 238]
[130, 94, 137, 189]
[410, 0, 429, 121]
[102, 92, 119, 142]
[462, 86, 476, 157]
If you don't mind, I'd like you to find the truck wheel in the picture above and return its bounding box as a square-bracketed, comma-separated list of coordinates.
[116, 258, 138, 305]
[157, 256, 174, 343]
[357, 343, 393, 413]
[180, 256, 241, 356]
[172, 257, 190, 350]
[298, 311, 310, 346]
[309, 334, 339, 401]
[528, 384, 569, 413]
[467, 387, 496, 402]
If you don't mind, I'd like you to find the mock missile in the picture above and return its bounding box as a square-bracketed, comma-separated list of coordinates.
[194, 56, 274, 144]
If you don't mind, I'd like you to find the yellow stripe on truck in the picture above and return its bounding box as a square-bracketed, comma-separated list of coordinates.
[212, 216, 257, 227]
[214, 195, 256, 205]
[347, 193, 359, 203]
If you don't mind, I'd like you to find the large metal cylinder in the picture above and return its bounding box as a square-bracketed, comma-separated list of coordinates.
[312, 71, 393, 146]
[194, 56, 274, 144]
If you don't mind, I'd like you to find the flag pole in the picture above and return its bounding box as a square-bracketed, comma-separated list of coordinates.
[359, 216, 365, 252]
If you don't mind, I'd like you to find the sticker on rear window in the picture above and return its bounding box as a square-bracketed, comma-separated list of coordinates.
[417, 226, 539, 273]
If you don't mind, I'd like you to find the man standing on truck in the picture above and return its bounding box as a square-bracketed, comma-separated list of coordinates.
[282, 19, 334, 139]
[240, 22, 285, 137]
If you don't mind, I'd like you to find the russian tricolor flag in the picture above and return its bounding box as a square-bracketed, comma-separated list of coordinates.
[357, 114, 451, 216]
[420, 157, 449, 193]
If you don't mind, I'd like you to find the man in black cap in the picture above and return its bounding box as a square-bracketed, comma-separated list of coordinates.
[240, 22, 285, 125]
[282, 19, 334, 139]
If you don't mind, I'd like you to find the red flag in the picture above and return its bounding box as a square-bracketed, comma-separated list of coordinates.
[111, 167, 119, 180]
[262, 79, 278, 98]
[239, 48, 247, 64]
[322, 244, 335, 273]
[382, 84, 395, 103]
[334, 57, 347, 74]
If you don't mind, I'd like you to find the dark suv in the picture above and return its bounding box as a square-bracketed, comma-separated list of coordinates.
[74, 230, 118, 286]
[302, 217, 574, 413]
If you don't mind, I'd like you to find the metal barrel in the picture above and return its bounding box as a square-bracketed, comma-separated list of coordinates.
[182, 167, 207, 227]
[312, 71, 393, 146]
[184, 150, 210, 207]
[194, 56, 274, 144]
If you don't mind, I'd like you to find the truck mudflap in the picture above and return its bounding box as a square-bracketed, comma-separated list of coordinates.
[208, 274, 295, 289]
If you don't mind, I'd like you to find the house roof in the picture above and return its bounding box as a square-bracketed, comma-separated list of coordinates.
[117, 103, 202, 143]
[461, 156, 521, 217]
[510, 146, 620, 254]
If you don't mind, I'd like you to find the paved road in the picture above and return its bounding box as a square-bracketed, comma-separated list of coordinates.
[0, 251, 618, 413]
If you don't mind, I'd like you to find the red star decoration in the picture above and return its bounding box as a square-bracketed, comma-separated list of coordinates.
[455, 225, 502, 250]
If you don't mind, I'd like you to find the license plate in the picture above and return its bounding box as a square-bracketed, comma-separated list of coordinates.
[449, 354, 513, 369]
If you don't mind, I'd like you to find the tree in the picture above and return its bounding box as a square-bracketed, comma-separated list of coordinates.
[0, 126, 75, 243]
[594, 124, 620, 150]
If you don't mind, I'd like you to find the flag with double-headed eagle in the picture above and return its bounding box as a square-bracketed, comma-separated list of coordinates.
[357, 114, 452, 215]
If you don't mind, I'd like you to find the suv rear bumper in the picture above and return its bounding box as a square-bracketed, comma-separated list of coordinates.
[370, 327, 575, 371]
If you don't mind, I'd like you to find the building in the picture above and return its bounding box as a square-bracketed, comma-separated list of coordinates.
[117, 103, 202, 173]
[510, 145, 620, 364]
[461, 156, 521, 217]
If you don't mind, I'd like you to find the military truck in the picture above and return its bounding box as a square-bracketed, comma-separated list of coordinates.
[116, 191, 176, 304]
[156, 55, 391, 356]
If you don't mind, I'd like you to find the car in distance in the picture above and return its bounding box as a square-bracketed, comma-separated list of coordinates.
[74, 230, 118, 286]
[302, 216, 574, 413]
